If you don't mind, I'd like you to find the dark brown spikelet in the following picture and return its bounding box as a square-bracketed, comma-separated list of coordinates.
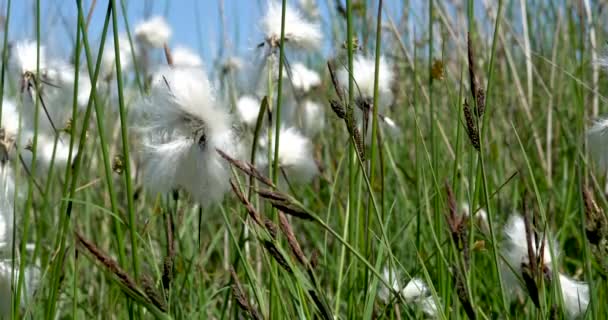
[454, 271, 476, 320]
[308, 289, 333, 320]
[521, 263, 541, 309]
[467, 32, 486, 117]
[264, 218, 279, 239]
[230, 268, 263, 320]
[444, 182, 469, 266]
[162, 212, 175, 291]
[279, 212, 308, 267]
[329, 99, 346, 119]
[163, 43, 173, 66]
[463, 100, 480, 151]
[217, 148, 275, 187]
[327, 61, 345, 102]
[229, 179, 265, 228]
[262, 240, 293, 273]
[141, 275, 168, 312]
[582, 187, 608, 276]
[352, 127, 366, 162]
[257, 189, 315, 220]
[76, 232, 139, 291]
[310, 249, 320, 270]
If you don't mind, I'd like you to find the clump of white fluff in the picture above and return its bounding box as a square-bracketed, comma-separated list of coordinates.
[261, 1, 322, 50]
[259, 127, 317, 184]
[378, 267, 439, 317]
[337, 55, 394, 111]
[10, 41, 87, 135]
[0, 261, 40, 317]
[99, 33, 137, 80]
[587, 118, 608, 171]
[136, 66, 241, 206]
[559, 274, 590, 318]
[172, 46, 202, 67]
[289, 63, 320, 92]
[500, 214, 557, 295]
[0, 168, 15, 251]
[19, 132, 76, 172]
[135, 16, 172, 48]
[299, 100, 324, 136]
[237, 96, 261, 127]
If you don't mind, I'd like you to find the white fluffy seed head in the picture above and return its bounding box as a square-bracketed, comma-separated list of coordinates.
[0, 168, 15, 251]
[135, 16, 172, 48]
[100, 33, 137, 79]
[337, 55, 394, 111]
[1, 99, 21, 139]
[587, 118, 608, 171]
[378, 267, 439, 317]
[261, 1, 322, 50]
[237, 96, 261, 126]
[401, 278, 429, 302]
[501, 214, 557, 294]
[137, 66, 240, 206]
[0, 262, 39, 316]
[289, 63, 321, 92]
[172, 46, 203, 67]
[299, 100, 324, 136]
[19, 132, 76, 173]
[259, 127, 317, 184]
[11, 40, 46, 76]
[558, 273, 589, 318]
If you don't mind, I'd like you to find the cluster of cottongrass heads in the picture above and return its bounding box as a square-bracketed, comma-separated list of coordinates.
[0, 0, 604, 318]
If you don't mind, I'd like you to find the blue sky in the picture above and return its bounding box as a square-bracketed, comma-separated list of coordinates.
[3, 0, 411, 64]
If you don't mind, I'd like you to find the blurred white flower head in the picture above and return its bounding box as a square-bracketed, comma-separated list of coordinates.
[587, 118, 608, 171]
[100, 33, 137, 79]
[136, 66, 241, 206]
[11, 41, 85, 135]
[0, 262, 39, 317]
[558, 273, 589, 318]
[299, 100, 324, 136]
[337, 55, 394, 111]
[259, 127, 317, 184]
[172, 46, 203, 67]
[501, 214, 557, 293]
[20, 131, 76, 173]
[237, 95, 261, 127]
[378, 267, 439, 317]
[262, 1, 322, 50]
[289, 63, 320, 92]
[135, 16, 172, 48]
[0, 168, 15, 251]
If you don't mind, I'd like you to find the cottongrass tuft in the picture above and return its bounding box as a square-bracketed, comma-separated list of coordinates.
[378, 267, 439, 317]
[259, 127, 317, 184]
[558, 273, 590, 318]
[261, 1, 322, 50]
[337, 55, 394, 111]
[136, 66, 242, 206]
[135, 16, 172, 48]
[501, 214, 556, 293]
[237, 95, 262, 127]
[587, 117, 608, 170]
[299, 100, 325, 136]
[290, 63, 321, 92]
[172, 46, 203, 67]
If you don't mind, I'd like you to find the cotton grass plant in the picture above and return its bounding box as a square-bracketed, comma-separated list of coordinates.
[0, 0, 605, 319]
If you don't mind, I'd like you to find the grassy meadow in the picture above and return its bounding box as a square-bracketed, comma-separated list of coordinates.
[0, 0, 606, 319]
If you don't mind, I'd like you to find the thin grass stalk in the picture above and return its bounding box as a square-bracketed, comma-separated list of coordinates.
[14, 0, 41, 312]
[0, 0, 11, 122]
[46, 2, 116, 316]
[110, 0, 140, 280]
[364, 0, 383, 296]
[272, 0, 287, 184]
[119, 0, 144, 93]
[473, 0, 509, 313]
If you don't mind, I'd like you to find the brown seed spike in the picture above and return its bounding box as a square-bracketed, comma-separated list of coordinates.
[279, 212, 309, 267]
[463, 100, 480, 151]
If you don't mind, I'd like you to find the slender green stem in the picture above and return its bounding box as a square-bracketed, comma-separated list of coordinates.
[110, 0, 140, 280]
